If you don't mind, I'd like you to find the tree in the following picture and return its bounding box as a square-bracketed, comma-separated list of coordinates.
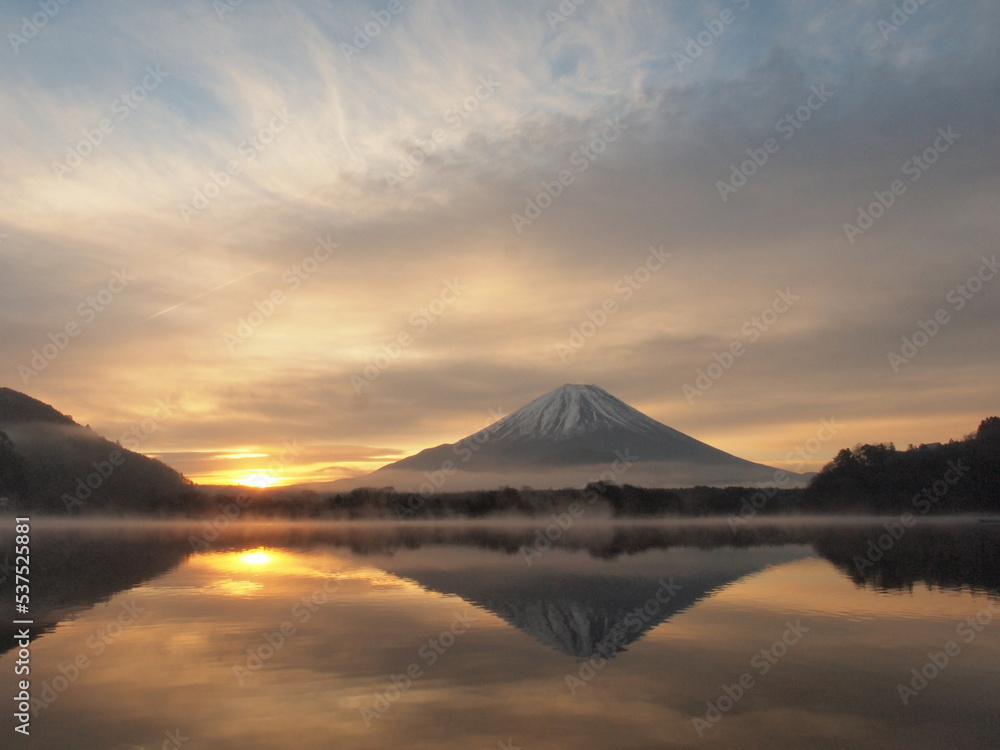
[977, 417, 1000, 443]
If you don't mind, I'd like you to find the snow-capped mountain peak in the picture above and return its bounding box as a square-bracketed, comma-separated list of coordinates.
[482, 384, 667, 441]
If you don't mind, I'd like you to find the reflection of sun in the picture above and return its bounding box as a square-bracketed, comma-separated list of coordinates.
[241, 473, 277, 488]
[190, 548, 353, 584]
[239, 549, 272, 566]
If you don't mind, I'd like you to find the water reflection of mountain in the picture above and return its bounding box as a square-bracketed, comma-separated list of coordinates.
[382, 549, 808, 658]
[2, 519, 998, 657]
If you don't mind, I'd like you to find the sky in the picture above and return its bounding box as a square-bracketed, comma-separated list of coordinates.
[1, 0, 998, 487]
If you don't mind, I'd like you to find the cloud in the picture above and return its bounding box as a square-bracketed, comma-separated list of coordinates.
[1, 0, 998, 483]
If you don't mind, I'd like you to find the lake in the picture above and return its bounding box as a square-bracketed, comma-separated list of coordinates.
[2, 517, 999, 748]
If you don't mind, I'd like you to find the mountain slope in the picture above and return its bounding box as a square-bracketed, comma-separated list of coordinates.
[351, 384, 801, 491]
[0, 388, 191, 513]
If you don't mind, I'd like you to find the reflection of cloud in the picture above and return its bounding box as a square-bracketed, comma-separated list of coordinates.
[334, 567, 425, 590]
[211, 578, 264, 597]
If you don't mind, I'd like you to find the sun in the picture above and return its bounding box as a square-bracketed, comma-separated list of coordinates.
[241, 473, 277, 488]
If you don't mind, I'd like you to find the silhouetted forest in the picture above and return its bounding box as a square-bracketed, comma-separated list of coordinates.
[804, 416, 1000, 513]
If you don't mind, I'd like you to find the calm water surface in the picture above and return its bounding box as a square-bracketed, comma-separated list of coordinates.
[1, 518, 999, 749]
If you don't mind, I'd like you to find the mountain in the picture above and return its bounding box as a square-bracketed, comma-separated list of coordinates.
[342, 384, 804, 491]
[0, 388, 191, 514]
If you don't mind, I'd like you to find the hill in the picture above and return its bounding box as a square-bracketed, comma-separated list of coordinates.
[0, 388, 193, 514]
